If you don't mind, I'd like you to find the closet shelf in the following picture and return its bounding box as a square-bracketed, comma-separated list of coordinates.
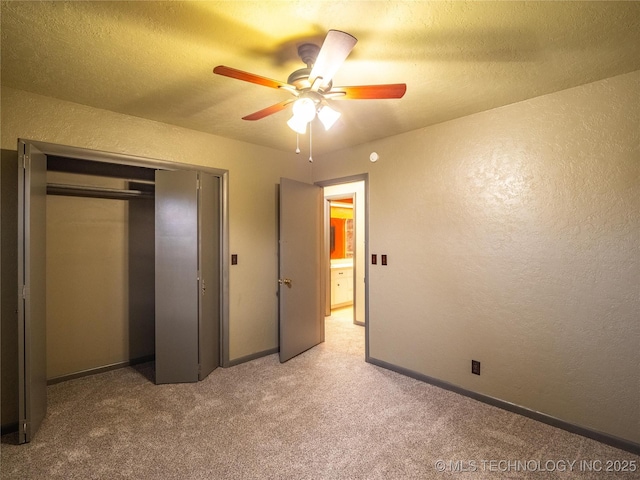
[47, 183, 154, 200]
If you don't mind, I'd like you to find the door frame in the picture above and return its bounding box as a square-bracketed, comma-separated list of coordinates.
[324, 194, 356, 321]
[17, 139, 231, 366]
[315, 174, 369, 361]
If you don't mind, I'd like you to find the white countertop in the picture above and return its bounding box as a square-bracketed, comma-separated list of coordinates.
[330, 260, 353, 269]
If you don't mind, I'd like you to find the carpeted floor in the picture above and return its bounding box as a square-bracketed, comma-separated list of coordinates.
[2, 310, 638, 479]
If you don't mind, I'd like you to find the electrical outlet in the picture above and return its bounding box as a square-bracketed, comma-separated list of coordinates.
[472, 360, 481, 375]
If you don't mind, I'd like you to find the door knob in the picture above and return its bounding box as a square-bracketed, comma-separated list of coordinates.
[278, 278, 292, 288]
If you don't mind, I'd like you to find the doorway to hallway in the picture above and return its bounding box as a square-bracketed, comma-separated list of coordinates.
[323, 180, 365, 327]
[318, 175, 368, 360]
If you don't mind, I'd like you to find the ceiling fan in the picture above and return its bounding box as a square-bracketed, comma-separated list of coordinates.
[213, 30, 407, 134]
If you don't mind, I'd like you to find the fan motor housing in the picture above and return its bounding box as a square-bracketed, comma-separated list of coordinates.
[287, 68, 313, 89]
[297, 43, 320, 66]
[286, 42, 333, 93]
[287, 68, 333, 93]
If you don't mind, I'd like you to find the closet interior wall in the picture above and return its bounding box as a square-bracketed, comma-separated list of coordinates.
[1, 150, 20, 428]
[46, 158, 156, 382]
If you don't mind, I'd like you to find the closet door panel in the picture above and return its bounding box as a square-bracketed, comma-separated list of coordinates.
[17, 141, 47, 443]
[155, 170, 199, 384]
[198, 173, 220, 380]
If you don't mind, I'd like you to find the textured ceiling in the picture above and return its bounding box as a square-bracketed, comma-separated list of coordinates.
[2, 1, 640, 156]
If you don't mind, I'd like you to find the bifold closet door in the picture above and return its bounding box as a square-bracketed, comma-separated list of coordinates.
[17, 141, 48, 443]
[155, 170, 220, 384]
[198, 172, 220, 380]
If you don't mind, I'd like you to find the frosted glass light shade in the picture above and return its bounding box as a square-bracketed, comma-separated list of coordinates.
[287, 115, 308, 134]
[291, 97, 316, 123]
[318, 105, 341, 130]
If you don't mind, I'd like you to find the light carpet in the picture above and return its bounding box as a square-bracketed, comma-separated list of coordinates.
[2, 311, 638, 479]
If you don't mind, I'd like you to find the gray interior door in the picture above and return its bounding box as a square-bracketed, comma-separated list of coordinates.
[198, 172, 220, 380]
[155, 170, 199, 383]
[279, 178, 323, 362]
[17, 140, 48, 443]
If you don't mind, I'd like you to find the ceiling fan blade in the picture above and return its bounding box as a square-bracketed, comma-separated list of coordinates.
[309, 30, 357, 87]
[332, 84, 407, 100]
[242, 99, 294, 121]
[214, 65, 290, 90]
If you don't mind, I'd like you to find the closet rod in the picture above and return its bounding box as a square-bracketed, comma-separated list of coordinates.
[127, 179, 155, 185]
[47, 183, 154, 200]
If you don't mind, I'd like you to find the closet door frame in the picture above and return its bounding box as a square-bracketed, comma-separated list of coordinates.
[18, 138, 231, 367]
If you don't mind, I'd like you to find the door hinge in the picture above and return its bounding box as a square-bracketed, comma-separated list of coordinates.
[22, 420, 28, 434]
[20, 285, 27, 299]
[21, 154, 30, 169]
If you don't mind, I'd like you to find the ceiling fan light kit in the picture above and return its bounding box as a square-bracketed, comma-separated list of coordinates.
[213, 29, 406, 157]
[287, 92, 342, 134]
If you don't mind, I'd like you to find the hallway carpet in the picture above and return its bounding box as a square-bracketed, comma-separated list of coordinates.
[2, 312, 638, 479]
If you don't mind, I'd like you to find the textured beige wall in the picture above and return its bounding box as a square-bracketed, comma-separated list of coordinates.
[0, 86, 310, 367]
[312, 71, 640, 444]
[45, 172, 149, 379]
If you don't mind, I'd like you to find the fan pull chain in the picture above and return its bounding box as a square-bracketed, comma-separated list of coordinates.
[295, 133, 300, 154]
[308, 122, 313, 163]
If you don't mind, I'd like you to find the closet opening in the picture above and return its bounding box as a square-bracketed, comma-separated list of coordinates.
[45, 155, 158, 385]
[16, 139, 229, 443]
[318, 176, 368, 362]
